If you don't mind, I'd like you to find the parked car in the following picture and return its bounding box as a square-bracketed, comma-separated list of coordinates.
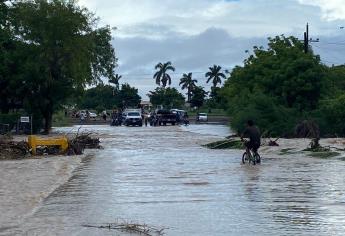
[124, 111, 143, 126]
[197, 113, 208, 122]
[89, 112, 97, 118]
[77, 110, 97, 119]
[156, 109, 177, 126]
[171, 109, 186, 124]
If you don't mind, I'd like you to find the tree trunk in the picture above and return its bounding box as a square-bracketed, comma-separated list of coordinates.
[43, 110, 52, 134]
[0, 99, 9, 113]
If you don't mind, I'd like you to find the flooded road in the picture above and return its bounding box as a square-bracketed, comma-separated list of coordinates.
[2, 125, 345, 235]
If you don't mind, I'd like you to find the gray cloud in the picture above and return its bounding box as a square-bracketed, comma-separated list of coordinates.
[115, 28, 267, 98]
[81, 0, 345, 98]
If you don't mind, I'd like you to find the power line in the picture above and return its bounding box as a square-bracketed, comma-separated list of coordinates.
[312, 44, 344, 64]
[320, 42, 345, 46]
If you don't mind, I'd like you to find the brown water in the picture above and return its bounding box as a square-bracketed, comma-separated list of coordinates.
[2, 125, 345, 235]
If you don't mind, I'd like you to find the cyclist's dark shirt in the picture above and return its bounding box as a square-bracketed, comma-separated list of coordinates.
[243, 126, 261, 145]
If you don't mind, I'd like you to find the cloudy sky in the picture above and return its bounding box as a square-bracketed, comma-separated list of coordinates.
[79, 0, 345, 99]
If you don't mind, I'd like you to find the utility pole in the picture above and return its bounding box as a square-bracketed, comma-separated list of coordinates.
[304, 23, 309, 53]
[303, 23, 319, 53]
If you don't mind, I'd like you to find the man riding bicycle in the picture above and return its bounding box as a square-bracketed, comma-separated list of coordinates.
[241, 120, 261, 153]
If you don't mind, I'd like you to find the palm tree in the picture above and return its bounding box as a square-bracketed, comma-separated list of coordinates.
[109, 74, 122, 95]
[109, 74, 122, 88]
[205, 65, 226, 88]
[179, 72, 197, 102]
[153, 61, 175, 87]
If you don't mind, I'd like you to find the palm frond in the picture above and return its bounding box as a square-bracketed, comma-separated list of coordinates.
[219, 73, 226, 79]
[205, 72, 212, 77]
[166, 65, 175, 72]
[154, 62, 163, 70]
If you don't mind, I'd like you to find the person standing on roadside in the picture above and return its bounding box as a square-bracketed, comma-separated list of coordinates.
[102, 110, 107, 121]
[86, 110, 90, 121]
[144, 113, 148, 127]
[80, 112, 85, 124]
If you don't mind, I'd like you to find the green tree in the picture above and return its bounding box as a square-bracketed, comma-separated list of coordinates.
[153, 61, 175, 87]
[78, 83, 141, 110]
[10, 0, 117, 133]
[116, 83, 141, 109]
[78, 84, 114, 110]
[190, 86, 208, 109]
[148, 87, 185, 109]
[0, 1, 20, 113]
[318, 95, 345, 136]
[205, 65, 226, 88]
[222, 36, 325, 136]
[323, 65, 345, 98]
[179, 72, 197, 102]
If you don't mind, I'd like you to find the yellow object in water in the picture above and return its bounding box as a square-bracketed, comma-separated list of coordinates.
[28, 135, 68, 155]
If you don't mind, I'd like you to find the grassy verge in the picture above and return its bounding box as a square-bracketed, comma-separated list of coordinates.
[203, 139, 243, 149]
[279, 148, 301, 155]
[52, 111, 71, 127]
[307, 151, 340, 159]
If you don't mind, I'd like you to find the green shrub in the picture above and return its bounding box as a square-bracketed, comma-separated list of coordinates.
[227, 92, 297, 137]
[0, 113, 21, 129]
[317, 95, 345, 136]
[52, 110, 71, 127]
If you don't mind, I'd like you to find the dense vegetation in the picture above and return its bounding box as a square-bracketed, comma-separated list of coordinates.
[0, 0, 116, 133]
[77, 83, 141, 112]
[148, 87, 185, 109]
[221, 36, 345, 137]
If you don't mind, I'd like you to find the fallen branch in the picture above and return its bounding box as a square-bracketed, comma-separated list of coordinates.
[67, 132, 102, 155]
[82, 221, 167, 236]
[268, 137, 280, 146]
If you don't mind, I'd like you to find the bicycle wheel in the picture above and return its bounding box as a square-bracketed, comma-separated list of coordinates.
[254, 153, 261, 164]
[242, 152, 248, 164]
[250, 155, 256, 165]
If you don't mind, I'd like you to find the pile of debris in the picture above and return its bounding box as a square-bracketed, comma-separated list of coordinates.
[67, 133, 101, 156]
[0, 132, 102, 159]
[0, 138, 30, 160]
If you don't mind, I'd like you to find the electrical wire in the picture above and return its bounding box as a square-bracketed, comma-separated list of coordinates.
[311, 44, 344, 65]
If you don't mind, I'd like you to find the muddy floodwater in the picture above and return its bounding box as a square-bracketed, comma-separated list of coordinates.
[1, 125, 345, 235]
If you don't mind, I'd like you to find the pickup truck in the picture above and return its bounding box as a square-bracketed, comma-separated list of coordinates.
[156, 110, 177, 126]
[124, 111, 143, 127]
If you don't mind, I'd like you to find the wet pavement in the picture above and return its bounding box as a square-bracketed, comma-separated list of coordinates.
[2, 124, 345, 235]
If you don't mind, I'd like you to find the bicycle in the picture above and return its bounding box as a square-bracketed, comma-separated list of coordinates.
[241, 139, 261, 165]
